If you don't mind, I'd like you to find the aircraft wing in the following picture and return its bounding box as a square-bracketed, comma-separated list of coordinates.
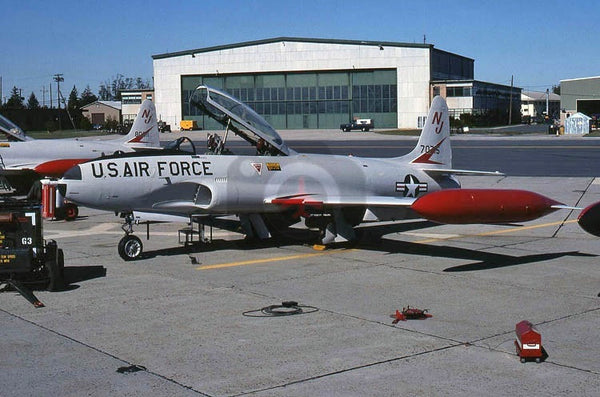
[267, 194, 417, 208]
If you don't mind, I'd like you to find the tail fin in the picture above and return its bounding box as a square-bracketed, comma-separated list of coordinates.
[122, 99, 160, 149]
[400, 96, 451, 168]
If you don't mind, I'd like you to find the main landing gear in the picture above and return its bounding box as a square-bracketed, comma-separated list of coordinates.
[118, 213, 143, 261]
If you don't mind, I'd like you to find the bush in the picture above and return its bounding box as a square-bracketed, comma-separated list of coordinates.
[79, 117, 92, 130]
[44, 120, 57, 132]
[104, 116, 119, 132]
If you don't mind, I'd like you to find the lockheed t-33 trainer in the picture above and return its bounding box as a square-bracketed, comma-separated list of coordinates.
[62, 86, 590, 260]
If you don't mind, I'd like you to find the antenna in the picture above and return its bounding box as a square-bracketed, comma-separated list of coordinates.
[53, 74, 64, 109]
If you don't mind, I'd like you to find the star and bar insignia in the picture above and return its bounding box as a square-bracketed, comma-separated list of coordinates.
[396, 174, 428, 197]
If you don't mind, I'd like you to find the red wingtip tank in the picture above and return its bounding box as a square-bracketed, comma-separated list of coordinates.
[412, 189, 563, 224]
[578, 201, 600, 237]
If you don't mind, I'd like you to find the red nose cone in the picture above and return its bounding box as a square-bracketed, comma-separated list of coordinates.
[34, 159, 89, 177]
[412, 189, 562, 224]
[578, 201, 600, 237]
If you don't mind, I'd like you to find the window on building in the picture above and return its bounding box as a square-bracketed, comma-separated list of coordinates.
[122, 95, 142, 104]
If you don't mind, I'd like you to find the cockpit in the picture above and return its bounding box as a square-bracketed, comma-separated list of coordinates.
[189, 86, 293, 156]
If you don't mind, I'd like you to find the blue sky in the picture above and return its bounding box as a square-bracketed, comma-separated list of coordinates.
[2, 0, 598, 105]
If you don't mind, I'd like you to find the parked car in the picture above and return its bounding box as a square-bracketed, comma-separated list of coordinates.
[340, 118, 374, 132]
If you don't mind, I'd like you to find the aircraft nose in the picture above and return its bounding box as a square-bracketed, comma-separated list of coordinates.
[60, 165, 83, 200]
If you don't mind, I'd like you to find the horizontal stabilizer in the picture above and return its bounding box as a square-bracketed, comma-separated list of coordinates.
[424, 168, 504, 177]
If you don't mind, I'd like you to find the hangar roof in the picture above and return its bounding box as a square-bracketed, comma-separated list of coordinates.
[152, 36, 436, 60]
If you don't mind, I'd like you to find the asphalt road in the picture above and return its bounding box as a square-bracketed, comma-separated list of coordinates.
[183, 133, 600, 177]
[288, 139, 600, 177]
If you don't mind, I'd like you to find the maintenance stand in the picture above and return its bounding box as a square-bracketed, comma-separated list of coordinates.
[0, 198, 64, 307]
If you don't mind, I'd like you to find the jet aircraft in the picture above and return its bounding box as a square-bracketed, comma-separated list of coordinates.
[62, 86, 591, 260]
[0, 99, 161, 195]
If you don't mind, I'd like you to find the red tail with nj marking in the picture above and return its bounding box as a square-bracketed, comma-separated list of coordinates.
[122, 99, 161, 149]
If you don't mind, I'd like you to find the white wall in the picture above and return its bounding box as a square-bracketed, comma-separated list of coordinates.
[153, 41, 432, 129]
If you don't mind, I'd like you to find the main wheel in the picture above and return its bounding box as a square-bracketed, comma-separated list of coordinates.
[63, 203, 79, 221]
[118, 235, 143, 261]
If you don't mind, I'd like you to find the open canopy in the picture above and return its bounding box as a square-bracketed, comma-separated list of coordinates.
[0, 114, 32, 142]
[190, 85, 292, 156]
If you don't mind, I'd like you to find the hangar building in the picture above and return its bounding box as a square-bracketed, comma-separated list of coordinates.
[560, 76, 600, 125]
[152, 37, 519, 130]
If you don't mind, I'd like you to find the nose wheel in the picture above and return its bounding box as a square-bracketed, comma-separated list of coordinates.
[118, 234, 143, 261]
[118, 213, 143, 261]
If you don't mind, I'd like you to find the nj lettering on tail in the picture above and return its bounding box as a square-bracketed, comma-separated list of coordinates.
[431, 111, 444, 134]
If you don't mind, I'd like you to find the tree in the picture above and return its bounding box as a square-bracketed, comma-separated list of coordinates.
[27, 92, 40, 109]
[80, 85, 98, 106]
[552, 85, 560, 95]
[5, 86, 25, 109]
[98, 82, 112, 101]
[68, 85, 79, 110]
[98, 74, 152, 101]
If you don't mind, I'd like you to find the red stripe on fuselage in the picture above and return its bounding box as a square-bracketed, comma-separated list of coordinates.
[33, 159, 90, 177]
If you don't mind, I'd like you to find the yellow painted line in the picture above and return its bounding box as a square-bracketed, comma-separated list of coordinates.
[197, 248, 356, 270]
[414, 219, 578, 244]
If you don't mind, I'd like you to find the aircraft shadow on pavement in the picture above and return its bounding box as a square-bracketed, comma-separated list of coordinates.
[139, 232, 320, 261]
[358, 236, 596, 272]
[353, 221, 598, 271]
[134, 219, 597, 270]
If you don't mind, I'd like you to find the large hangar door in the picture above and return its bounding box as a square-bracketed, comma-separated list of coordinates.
[577, 99, 600, 116]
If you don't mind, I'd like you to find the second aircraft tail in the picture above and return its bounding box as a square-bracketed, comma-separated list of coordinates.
[121, 99, 161, 149]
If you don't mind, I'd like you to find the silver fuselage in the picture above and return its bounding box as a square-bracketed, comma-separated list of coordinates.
[64, 151, 459, 222]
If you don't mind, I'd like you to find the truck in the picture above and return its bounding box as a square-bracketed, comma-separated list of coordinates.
[340, 118, 374, 132]
[0, 198, 64, 307]
[180, 120, 198, 131]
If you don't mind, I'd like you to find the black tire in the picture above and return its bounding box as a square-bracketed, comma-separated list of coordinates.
[57, 248, 65, 279]
[118, 235, 143, 261]
[54, 207, 65, 220]
[63, 203, 78, 221]
[46, 246, 65, 291]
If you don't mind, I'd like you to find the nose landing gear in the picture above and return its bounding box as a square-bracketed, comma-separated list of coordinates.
[118, 213, 143, 261]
